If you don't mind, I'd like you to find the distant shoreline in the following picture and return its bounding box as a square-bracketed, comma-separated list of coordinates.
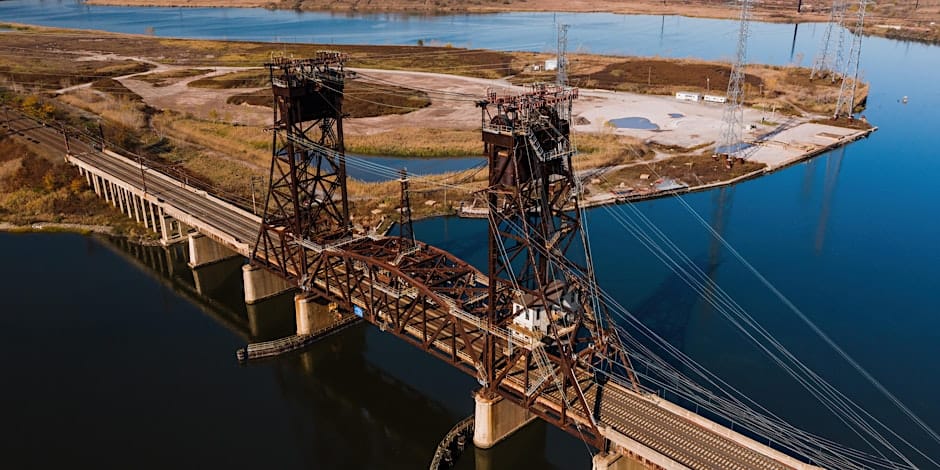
[80, 0, 940, 45]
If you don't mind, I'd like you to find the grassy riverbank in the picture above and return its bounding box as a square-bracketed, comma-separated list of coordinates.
[0, 134, 155, 238]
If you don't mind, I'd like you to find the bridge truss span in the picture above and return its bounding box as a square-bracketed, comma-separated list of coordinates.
[234, 55, 837, 470]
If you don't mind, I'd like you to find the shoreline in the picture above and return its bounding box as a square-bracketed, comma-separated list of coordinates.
[0, 222, 163, 245]
[1, 122, 875, 244]
[460, 126, 877, 218]
[0, 222, 114, 235]
[77, 0, 940, 45]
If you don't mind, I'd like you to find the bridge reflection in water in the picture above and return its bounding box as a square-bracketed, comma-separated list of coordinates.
[99, 236, 562, 469]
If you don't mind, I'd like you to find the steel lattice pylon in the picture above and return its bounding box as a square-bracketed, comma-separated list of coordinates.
[715, 0, 753, 163]
[834, 0, 869, 118]
[252, 52, 351, 282]
[556, 23, 569, 86]
[811, 0, 849, 81]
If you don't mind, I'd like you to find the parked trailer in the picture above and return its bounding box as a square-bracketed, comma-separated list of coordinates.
[703, 95, 728, 103]
[675, 91, 701, 102]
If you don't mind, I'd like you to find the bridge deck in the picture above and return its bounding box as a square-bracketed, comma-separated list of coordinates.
[65, 144, 818, 470]
[67, 149, 259, 254]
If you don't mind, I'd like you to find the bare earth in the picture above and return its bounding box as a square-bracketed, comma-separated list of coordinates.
[102, 60, 846, 172]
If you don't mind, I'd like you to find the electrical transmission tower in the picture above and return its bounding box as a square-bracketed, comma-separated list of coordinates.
[833, 0, 869, 118]
[715, 0, 752, 164]
[811, 0, 848, 80]
[556, 23, 569, 86]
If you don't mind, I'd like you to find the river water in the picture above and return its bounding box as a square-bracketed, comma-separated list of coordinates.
[1, 1, 939, 468]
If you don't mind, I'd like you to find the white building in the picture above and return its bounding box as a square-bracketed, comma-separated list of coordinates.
[511, 280, 580, 338]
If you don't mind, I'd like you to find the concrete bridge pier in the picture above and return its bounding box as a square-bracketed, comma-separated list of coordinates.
[592, 451, 647, 470]
[242, 264, 294, 304]
[472, 391, 537, 449]
[187, 233, 238, 268]
[159, 214, 190, 246]
[295, 293, 338, 335]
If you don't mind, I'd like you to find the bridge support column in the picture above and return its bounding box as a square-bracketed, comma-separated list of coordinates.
[187, 233, 238, 268]
[473, 391, 536, 449]
[242, 264, 294, 304]
[159, 208, 186, 246]
[148, 201, 159, 235]
[592, 452, 637, 470]
[295, 293, 335, 335]
[130, 193, 141, 223]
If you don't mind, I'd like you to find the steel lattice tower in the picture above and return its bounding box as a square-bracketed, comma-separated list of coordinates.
[477, 84, 639, 429]
[252, 52, 351, 282]
[811, 0, 848, 80]
[833, 0, 869, 118]
[715, 0, 753, 163]
[556, 24, 569, 86]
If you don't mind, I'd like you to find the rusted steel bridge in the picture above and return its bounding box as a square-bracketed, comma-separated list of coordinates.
[64, 53, 826, 470]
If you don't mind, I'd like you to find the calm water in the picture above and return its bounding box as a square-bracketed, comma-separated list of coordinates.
[3, 0, 832, 63]
[608, 116, 660, 130]
[1, 1, 939, 468]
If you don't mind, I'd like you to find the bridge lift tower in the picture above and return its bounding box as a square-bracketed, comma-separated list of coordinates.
[253, 52, 352, 282]
[477, 84, 638, 444]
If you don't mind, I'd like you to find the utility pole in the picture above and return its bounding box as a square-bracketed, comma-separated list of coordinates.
[556, 23, 569, 87]
[97, 120, 105, 151]
[62, 124, 70, 154]
[249, 175, 263, 215]
[398, 168, 415, 246]
[137, 153, 147, 194]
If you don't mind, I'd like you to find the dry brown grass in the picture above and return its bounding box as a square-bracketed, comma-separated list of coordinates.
[573, 133, 654, 170]
[514, 56, 868, 117]
[189, 69, 268, 89]
[0, 44, 154, 91]
[225, 79, 432, 118]
[151, 113, 270, 168]
[598, 152, 766, 193]
[136, 68, 212, 87]
[59, 89, 149, 130]
[346, 128, 480, 158]
[0, 135, 145, 231]
[346, 167, 484, 227]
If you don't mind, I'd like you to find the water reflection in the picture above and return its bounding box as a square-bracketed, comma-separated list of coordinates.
[94, 235, 578, 469]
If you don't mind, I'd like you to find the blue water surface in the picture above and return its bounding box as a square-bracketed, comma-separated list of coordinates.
[0, 1, 938, 467]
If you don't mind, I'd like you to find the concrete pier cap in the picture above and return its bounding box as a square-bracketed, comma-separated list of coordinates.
[473, 390, 537, 449]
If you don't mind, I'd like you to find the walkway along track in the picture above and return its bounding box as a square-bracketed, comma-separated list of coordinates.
[59, 135, 823, 470]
